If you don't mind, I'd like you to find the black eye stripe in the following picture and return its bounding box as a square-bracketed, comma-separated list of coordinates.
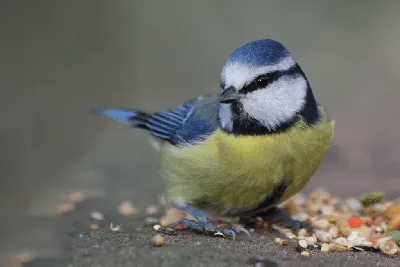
[239, 71, 279, 93]
[238, 64, 300, 94]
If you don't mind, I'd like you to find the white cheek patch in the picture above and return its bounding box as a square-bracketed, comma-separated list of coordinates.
[221, 57, 296, 90]
[218, 103, 233, 131]
[241, 76, 307, 130]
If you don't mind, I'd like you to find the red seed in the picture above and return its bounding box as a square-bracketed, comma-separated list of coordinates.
[174, 223, 185, 230]
[322, 198, 330, 205]
[348, 217, 364, 228]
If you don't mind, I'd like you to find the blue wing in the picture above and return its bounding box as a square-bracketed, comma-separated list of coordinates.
[94, 94, 219, 145]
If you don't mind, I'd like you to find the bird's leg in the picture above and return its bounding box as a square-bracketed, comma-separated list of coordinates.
[236, 180, 313, 234]
[171, 201, 251, 240]
[259, 207, 313, 234]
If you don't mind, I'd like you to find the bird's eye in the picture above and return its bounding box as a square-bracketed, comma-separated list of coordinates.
[239, 73, 276, 94]
[255, 74, 271, 88]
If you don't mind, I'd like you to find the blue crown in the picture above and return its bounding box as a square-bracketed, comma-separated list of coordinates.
[226, 39, 290, 67]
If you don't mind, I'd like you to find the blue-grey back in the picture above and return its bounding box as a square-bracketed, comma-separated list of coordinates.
[172, 94, 219, 145]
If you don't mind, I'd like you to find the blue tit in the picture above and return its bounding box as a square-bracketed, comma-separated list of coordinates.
[94, 39, 334, 240]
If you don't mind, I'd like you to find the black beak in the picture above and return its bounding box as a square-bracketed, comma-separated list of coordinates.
[218, 87, 241, 103]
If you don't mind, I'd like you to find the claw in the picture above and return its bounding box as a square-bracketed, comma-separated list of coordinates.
[170, 201, 251, 240]
[229, 230, 236, 240]
[232, 226, 252, 240]
[173, 219, 251, 240]
[228, 230, 236, 240]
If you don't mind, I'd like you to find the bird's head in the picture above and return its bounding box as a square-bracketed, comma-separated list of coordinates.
[218, 39, 319, 135]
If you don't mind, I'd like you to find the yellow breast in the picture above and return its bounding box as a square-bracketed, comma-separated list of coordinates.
[158, 107, 334, 210]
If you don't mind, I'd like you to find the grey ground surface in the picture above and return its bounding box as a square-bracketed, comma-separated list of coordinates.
[23, 209, 399, 267]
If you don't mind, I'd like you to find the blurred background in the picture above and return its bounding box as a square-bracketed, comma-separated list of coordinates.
[0, 0, 399, 265]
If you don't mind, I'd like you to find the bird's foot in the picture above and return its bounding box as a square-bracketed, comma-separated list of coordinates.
[261, 207, 314, 235]
[172, 219, 251, 240]
[285, 218, 313, 235]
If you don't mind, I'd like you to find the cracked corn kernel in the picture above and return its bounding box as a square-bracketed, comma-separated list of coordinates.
[387, 215, 400, 231]
[89, 224, 99, 230]
[384, 203, 400, 220]
[152, 234, 165, 247]
[274, 237, 287, 246]
[300, 251, 310, 257]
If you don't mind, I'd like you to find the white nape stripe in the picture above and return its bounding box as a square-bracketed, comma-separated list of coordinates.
[218, 103, 233, 131]
[241, 75, 307, 131]
[221, 57, 296, 90]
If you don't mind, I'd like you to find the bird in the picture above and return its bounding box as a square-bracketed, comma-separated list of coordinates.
[94, 39, 335, 240]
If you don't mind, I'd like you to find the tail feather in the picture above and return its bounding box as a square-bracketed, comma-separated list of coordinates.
[93, 108, 180, 141]
[93, 99, 197, 144]
[93, 108, 139, 125]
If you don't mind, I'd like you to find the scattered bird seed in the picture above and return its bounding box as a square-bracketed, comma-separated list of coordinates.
[321, 243, 330, 252]
[297, 228, 308, 237]
[316, 230, 332, 243]
[329, 226, 339, 238]
[300, 250, 310, 257]
[110, 222, 120, 231]
[379, 238, 399, 257]
[90, 211, 104, 221]
[304, 236, 317, 246]
[313, 219, 330, 230]
[387, 215, 400, 231]
[328, 243, 348, 252]
[274, 237, 287, 246]
[151, 187, 400, 258]
[334, 237, 348, 247]
[146, 205, 159, 215]
[152, 234, 165, 247]
[118, 201, 138, 216]
[359, 192, 384, 207]
[89, 224, 99, 230]
[346, 198, 363, 213]
[384, 202, 400, 220]
[55, 203, 74, 214]
[336, 219, 351, 237]
[299, 239, 308, 248]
